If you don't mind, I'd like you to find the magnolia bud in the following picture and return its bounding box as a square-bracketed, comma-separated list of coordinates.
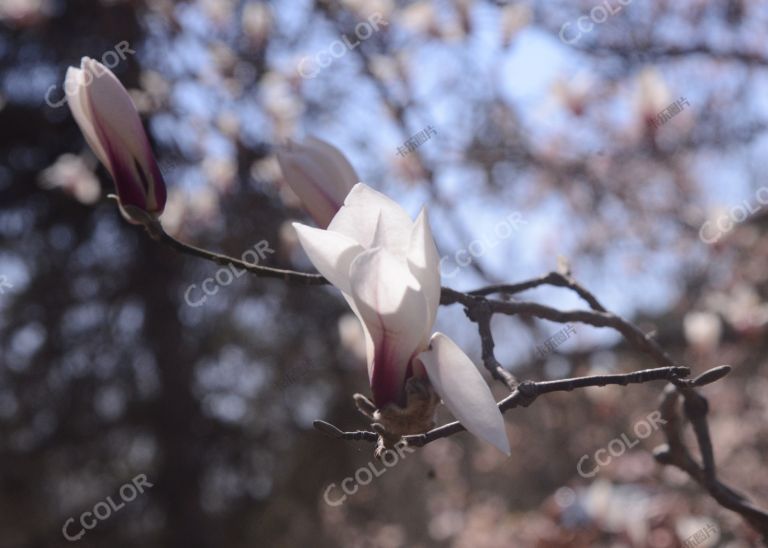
[65, 57, 166, 225]
[276, 137, 358, 228]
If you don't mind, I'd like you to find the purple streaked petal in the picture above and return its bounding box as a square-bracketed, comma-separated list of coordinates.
[82, 58, 165, 215]
[348, 247, 429, 407]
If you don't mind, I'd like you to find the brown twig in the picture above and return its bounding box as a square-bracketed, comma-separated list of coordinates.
[150, 223, 327, 285]
[654, 379, 768, 540]
[442, 286, 676, 369]
[317, 366, 691, 447]
[468, 271, 608, 312]
[464, 297, 517, 390]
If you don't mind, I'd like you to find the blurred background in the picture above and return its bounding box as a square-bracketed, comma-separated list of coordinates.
[1, 0, 767, 546]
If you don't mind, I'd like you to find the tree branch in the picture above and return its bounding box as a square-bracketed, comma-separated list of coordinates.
[316, 365, 691, 447]
[468, 271, 607, 312]
[654, 382, 768, 540]
[149, 223, 327, 285]
[464, 297, 518, 390]
[145, 220, 768, 538]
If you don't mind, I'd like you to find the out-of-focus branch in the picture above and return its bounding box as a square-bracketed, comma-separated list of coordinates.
[468, 271, 607, 312]
[654, 380, 768, 540]
[585, 42, 768, 68]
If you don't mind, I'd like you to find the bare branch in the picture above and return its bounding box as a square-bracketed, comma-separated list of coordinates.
[654, 384, 768, 540]
[315, 365, 690, 447]
[464, 297, 517, 390]
[149, 223, 327, 285]
[468, 271, 608, 312]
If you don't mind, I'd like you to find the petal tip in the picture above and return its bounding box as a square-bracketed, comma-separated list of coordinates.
[489, 428, 512, 456]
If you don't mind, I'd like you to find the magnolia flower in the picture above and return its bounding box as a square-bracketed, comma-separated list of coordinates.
[276, 137, 358, 228]
[294, 183, 510, 454]
[65, 57, 166, 225]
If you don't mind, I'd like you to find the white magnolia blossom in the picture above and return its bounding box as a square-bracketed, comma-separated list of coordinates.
[293, 183, 510, 454]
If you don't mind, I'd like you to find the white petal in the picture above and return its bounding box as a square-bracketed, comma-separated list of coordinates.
[348, 247, 429, 407]
[407, 207, 441, 343]
[293, 223, 364, 293]
[293, 221, 373, 381]
[418, 333, 510, 455]
[340, 293, 376, 382]
[65, 64, 110, 170]
[328, 183, 414, 255]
